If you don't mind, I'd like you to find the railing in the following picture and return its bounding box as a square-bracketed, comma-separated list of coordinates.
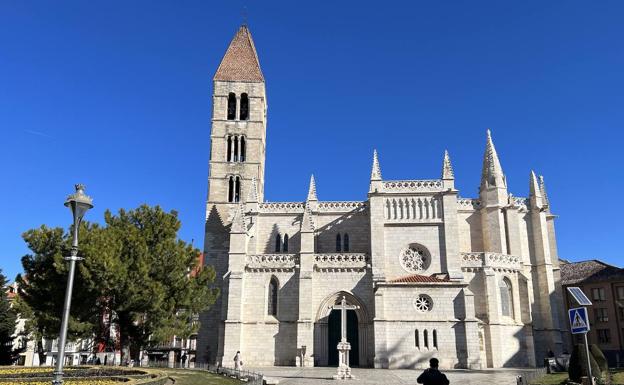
[143, 362, 264, 385]
[246, 254, 299, 271]
[457, 197, 481, 210]
[258, 202, 305, 213]
[314, 253, 369, 271]
[461, 252, 522, 271]
[317, 201, 366, 212]
[382, 179, 444, 192]
[514, 367, 548, 385]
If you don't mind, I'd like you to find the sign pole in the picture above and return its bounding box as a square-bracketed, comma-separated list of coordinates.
[583, 331, 593, 385]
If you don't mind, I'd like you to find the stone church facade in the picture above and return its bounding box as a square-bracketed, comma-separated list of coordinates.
[197, 25, 568, 369]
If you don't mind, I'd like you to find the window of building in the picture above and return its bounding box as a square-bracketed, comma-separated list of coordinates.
[433, 330, 438, 349]
[500, 278, 514, 318]
[415, 329, 419, 348]
[228, 176, 234, 202]
[618, 307, 624, 321]
[423, 330, 429, 349]
[240, 93, 249, 120]
[336, 234, 342, 252]
[268, 277, 278, 316]
[595, 308, 609, 323]
[592, 288, 606, 301]
[234, 176, 240, 202]
[226, 136, 232, 161]
[227, 93, 236, 120]
[597, 329, 611, 344]
[240, 137, 246, 162]
[275, 234, 282, 253]
[617, 286, 624, 300]
[283, 234, 289, 253]
[233, 136, 239, 162]
[343, 234, 350, 252]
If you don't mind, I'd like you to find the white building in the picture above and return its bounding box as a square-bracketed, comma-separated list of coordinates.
[196, 25, 568, 369]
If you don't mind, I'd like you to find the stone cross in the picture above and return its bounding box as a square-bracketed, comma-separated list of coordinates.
[331, 296, 359, 380]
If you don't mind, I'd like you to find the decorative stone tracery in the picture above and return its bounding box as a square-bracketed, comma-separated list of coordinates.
[399, 245, 431, 273]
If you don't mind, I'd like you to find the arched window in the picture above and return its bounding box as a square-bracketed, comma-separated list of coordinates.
[283, 234, 289, 252]
[267, 276, 278, 316]
[343, 234, 350, 252]
[433, 330, 438, 349]
[233, 136, 239, 162]
[275, 234, 282, 253]
[233, 176, 241, 203]
[240, 93, 249, 120]
[240, 137, 246, 162]
[415, 329, 419, 348]
[336, 234, 342, 252]
[226, 136, 232, 162]
[424, 330, 429, 349]
[227, 93, 236, 120]
[227, 176, 234, 202]
[500, 277, 514, 318]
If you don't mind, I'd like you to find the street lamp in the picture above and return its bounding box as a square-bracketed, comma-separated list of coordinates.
[52, 184, 93, 385]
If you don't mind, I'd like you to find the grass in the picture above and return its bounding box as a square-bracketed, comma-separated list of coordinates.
[157, 369, 241, 385]
[612, 369, 624, 385]
[529, 372, 568, 385]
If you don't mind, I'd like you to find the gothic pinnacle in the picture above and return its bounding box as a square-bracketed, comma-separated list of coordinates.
[230, 204, 246, 233]
[247, 177, 259, 203]
[371, 149, 382, 181]
[539, 175, 550, 208]
[529, 170, 542, 198]
[307, 174, 318, 201]
[481, 129, 506, 189]
[301, 203, 315, 232]
[442, 150, 454, 179]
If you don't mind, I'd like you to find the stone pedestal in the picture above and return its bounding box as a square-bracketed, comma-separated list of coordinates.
[333, 341, 355, 380]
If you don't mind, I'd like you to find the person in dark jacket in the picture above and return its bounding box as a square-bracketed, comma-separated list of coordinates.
[417, 358, 449, 385]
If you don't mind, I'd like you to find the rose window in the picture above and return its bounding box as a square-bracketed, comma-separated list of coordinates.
[413, 295, 433, 312]
[399, 245, 430, 273]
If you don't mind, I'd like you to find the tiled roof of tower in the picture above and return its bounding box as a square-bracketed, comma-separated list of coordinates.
[214, 25, 264, 82]
[389, 274, 450, 283]
[560, 260, 624, 285]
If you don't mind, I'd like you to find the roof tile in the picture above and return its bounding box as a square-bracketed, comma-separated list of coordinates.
[214, 25, 264, 82]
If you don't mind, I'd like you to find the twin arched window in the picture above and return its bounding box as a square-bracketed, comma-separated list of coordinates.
[275, 234, 289, 253]
[268, 276, 278, 316]
[226, 93, 249, 121]
[335, 233, 350, 252]
[227, 176, 241, 203]
[226, 135, 246, 162]
[500, 277, 514, 318]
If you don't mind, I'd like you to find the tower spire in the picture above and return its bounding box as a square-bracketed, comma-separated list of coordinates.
[214, 25, 264, 82]
[539, 175, 550, 209]
[529, 170, 541, 198]
[442, 150, 454, 179]
[307, 175, 318, 202]
[371, 149, 382, 181]
[480, 129, 506, 189]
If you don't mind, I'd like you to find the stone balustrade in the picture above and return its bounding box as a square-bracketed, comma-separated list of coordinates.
[246, 254, 299, 271]
[257, 202, 305, 213]
[457, 197, 481, 211]
[317, 201, 367, 212]
[382, 179, 444, 193]
[313, 253, 370, 271]
[460, 252, 522, 271]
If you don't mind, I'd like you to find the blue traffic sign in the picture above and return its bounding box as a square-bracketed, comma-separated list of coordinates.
[569, 307, 590, 334]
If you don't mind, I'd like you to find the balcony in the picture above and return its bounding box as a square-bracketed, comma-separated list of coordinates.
[313, 253, 370, 272]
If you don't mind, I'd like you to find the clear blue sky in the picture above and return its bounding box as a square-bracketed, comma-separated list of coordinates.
[1, 1, 623, 280]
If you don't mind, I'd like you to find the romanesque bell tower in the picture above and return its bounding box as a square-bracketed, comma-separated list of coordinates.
[198, 24, 267, 364]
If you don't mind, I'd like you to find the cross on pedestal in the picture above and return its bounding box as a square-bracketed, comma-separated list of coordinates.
[331, 296, 359, 380]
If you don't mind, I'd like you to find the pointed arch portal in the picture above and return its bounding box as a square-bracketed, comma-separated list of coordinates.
[314, 291, 371, 367]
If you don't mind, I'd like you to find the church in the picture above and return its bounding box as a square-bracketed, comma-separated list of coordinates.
[197, 25, 568, 369]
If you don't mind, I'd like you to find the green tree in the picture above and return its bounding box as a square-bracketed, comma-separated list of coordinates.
[0, 269, 17, 364]
[19, 204, 219, 362]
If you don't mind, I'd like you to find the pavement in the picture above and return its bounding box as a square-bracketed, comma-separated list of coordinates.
[247, 366, 537, 385]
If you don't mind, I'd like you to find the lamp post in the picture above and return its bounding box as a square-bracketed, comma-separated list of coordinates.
[52, 184, 93, 385]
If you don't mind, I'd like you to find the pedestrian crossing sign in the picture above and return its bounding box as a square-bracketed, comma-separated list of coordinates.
[568, 307, 590, 334]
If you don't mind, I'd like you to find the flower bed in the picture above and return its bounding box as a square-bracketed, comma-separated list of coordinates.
[0, 368, 146, 379]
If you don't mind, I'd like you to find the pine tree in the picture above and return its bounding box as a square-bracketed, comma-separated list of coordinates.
[0, 269, 17, 364]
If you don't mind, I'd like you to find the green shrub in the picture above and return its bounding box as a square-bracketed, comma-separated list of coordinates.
[589, 344, 608, 373]
[568, 344, 601, 383]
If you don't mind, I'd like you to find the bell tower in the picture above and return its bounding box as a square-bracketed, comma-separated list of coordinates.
[199, 24, 267, 364]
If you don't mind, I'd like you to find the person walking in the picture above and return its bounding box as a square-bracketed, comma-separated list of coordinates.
[233, 351, 242, 371]
[417, 358, 449, 385]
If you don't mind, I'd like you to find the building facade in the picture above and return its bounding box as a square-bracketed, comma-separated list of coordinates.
[561, 260, 624, 366]
[197, 25, 568, 369]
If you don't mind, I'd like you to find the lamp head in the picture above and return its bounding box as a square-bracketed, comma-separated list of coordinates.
[64, 184, 94, 223]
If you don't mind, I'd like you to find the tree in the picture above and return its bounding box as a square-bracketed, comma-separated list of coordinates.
[19, 204, 219, 362]
[0, 269, 17, 364]
[568, 343, 602, 383]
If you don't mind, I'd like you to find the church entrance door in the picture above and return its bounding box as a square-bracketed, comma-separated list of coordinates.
[327, 309, 359, 367]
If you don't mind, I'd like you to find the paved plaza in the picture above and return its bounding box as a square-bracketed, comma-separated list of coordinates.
[250, 366, 537, 385]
